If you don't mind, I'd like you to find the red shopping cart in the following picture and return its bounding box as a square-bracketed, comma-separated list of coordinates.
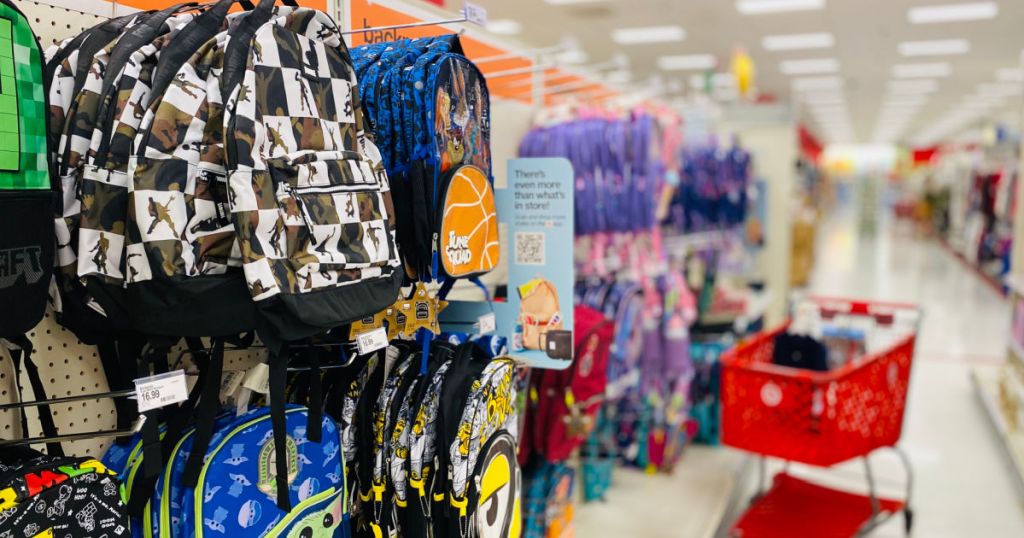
[721, 297, 920, 537]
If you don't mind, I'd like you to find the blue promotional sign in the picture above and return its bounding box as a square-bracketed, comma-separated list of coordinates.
[441, 158, 575, 369]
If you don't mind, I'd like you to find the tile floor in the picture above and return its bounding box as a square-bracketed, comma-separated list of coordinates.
[575, 209, 1024, 537]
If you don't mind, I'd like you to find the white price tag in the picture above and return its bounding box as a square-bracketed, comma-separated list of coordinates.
[134, 370, 188, 413]
[243, 363, 271, 395]
[477, 312, 497, 335]
[464, 1, 487, 26]
[356, 327, 389, 355]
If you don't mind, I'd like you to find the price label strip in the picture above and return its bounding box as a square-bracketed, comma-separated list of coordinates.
[134, 370, 189, 413]
[464, 1, 487, 26]
[477, 312, 497, 335]
[356, 327, 389, 355]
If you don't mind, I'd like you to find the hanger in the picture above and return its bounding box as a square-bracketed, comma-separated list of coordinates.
[341, 11, 468, 36]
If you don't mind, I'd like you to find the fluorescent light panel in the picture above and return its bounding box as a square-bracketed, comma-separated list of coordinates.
[908, 2, 997, 24]
[997, 68, 1024, 82]
[899, 39, 970, 56]
[486, 19, 522, 35]
[977, 82, 1021, 97]
[792, 76, 843, 91]
[737, 0, 825, 14]
[762, 32, 834, 51]
[612, 25, 685, 45]
[780, 58, 839, 75]
[888, 79, 939, 93]
[893, 62, 951, 78]
[659, 54, 716, 71]
[801, 92, 845, 104]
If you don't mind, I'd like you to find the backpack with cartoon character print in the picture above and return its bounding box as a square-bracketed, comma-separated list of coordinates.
[435, 352, 519, 538]
[222, 5, 403, 347]
[170, 404, 347, 537]
[0, 448, 131, 538]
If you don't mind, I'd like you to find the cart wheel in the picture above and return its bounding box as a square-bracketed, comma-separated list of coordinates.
[904, 507, 914, 535]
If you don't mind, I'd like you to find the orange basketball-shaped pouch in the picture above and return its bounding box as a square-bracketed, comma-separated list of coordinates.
[438, 164, 500, 278]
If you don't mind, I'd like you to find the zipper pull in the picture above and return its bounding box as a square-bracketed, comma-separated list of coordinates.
[431, 232, 439, 280]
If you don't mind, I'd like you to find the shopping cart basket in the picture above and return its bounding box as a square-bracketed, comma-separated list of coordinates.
[721, 297, 920, 537]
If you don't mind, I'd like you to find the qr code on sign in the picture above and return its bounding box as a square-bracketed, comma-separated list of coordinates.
[515, 232, 545, 266]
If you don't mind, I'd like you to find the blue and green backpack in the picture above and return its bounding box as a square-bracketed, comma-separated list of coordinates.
[171, 404, 347, 537]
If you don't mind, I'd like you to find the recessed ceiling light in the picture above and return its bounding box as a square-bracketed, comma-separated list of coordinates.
[792, 76, 843, 91]
[762, 32, 834, 51]
[997, 68, 1024, 82]
[737, 0, 825, 14]
[899, 39, 970, 57]
[977, 82, 1020, 97]
[893, 63, 951, 78]
[658, 54, 716, 71]
[486, 19, 522, 35]
[801, 92, 845, 105]
[882, 95, 930, 106]
[780, 58, 839, 75]
[544, 0, 610, 4]
[908, 2, 997, 24]
[612, 25, 686, 45]
[888, 79, 939, 94]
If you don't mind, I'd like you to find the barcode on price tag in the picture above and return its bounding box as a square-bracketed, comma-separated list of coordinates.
[356, 327, 389, 355]
[134, 370, 188, 413]
[464, 1, 487, 26]
[477, 312, 497, 335]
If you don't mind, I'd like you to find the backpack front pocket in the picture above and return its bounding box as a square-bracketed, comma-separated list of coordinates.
[270, 151, 395, 269]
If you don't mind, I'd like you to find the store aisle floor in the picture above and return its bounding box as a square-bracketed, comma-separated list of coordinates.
[795, 211, 1024, 538]
[576, 211, 1024, 537]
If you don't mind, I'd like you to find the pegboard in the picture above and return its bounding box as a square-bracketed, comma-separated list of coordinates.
[0, 0, 267, 458]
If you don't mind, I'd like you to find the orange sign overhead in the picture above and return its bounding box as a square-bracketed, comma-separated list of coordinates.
[348, 0, 539, 102]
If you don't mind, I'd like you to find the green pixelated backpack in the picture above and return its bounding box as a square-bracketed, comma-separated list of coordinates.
[0, 0, 52, 340]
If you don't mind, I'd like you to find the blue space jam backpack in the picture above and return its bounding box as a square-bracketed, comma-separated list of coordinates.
[172, 405, 347, 537]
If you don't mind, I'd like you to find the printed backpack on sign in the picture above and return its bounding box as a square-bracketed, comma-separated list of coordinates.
[518, 277, 564, 351]
[0, 0, 53, 339]
[223, 6, 403, 344]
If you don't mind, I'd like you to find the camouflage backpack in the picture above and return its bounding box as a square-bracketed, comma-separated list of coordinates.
[46, 13, 140, 341]
[124, 2, 277, 339]
[222, 6, 403, 345]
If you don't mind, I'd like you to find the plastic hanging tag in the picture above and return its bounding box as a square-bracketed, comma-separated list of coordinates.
[242, 363, 271, 395]
[356, 327, 389, 355]
[134, 370, 188, 413]
[477, 312, 497, 335]
[464, 1, 487, 26]
[220, 370, 246, 403]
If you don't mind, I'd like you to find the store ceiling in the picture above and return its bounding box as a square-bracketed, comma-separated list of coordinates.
[474, 0, 1024, 146]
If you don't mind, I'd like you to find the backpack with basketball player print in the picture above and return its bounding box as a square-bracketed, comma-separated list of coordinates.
[435, 354, 519, 538]
[407, 38, 495, 285]
[124, 2, 280, 339]
[222, 6, 403, 345]
[0, 447, 131, 538]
